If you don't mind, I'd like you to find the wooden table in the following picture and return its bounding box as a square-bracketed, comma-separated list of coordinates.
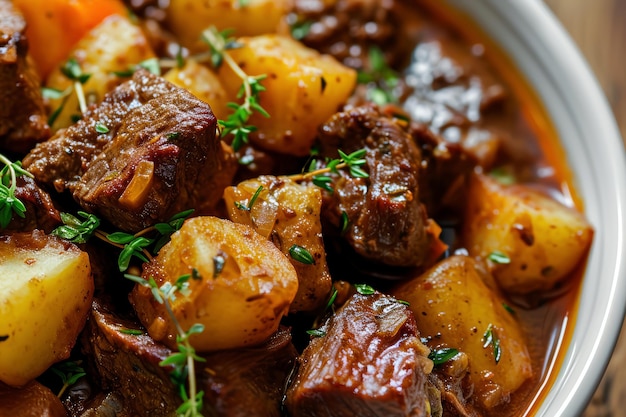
[544, 0, 626, 415]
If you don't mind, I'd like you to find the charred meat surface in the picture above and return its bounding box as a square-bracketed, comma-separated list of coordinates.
[285, 292, 434, 417]
[83, 300, 298, 417]
[317, 104, 431, 267]
[23, 69, 237, 232]
[0, 0, 49, 153]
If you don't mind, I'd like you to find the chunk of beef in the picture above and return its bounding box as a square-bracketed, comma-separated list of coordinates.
[285, 291, 434, 417]
[317, 104, 431, 267]
[0, 0, 49, 153]
[82, 299, 297, 417]
[5, 176, 61, 233]
[0, 380, 68, 417]
[290, 0, 415, 71]
[410, 122, 476, 217]
[23, 69, 237, 232]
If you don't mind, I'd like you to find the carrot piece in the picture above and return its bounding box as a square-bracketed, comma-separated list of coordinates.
[13, 0, 127, 79]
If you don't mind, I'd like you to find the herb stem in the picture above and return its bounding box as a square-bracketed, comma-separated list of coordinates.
[288, 162, 349, 182]
[156, 282, 202, 416]
[74, 81, 88, 114]
[93, 229, 154, 263]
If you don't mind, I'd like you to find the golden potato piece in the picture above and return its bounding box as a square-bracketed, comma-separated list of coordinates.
[129, 216, 298, 352]
[224, 176, 333, 313]
[166, 0, 291, 52]
[45, 14, 155, 131]
[219, 35, 357, 156]
[463, 173, 594, 294]
[0, 231, 93, 387]
[163, 59, 230, 121]
[392, 255, 532, 410]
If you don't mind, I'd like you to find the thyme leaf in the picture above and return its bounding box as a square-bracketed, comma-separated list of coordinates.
[52, 211, 100, 243]
[126, 273, 205, 416]
[0, 155, 33, 229]
[482, 324, 502, 364]
[51, 360, 86, 398]
[202, 26, 269, 151]
[355, 283, 375, 295]
[289, 244, 315, 265]
[488, 251, 511, 265]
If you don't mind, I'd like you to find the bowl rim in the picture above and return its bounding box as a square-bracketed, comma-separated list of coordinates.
[441, 0, 626, 415]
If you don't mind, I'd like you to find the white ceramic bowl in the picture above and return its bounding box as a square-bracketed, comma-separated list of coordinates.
[442, 1, 626, 415]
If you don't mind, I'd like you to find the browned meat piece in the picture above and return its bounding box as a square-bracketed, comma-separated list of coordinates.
[81, 300, 179, 416]
[23, 69, 237, 232]
[5, 176, 61, 233]
[0, 380, 68, 417]
[317, 104, 431, 267]
[290, 0, 416, 71]
[284, 291, 434, 417]
[0, 0, 49, 153]
[82, 299, 298, 417]
[410, 122, 477, 217]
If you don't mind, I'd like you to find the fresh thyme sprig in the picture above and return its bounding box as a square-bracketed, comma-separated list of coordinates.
[357, 46, 400, 105]
[125, 273, 206, 417]
[50, 361, 87, 398]
[60, 58, 92, 115]
[201, 26, 270, 151]
[0, 154, 32, 229]
[289, 148, 369, 193]
[50, 360, 86, 398]
[51, 209, 194, 272]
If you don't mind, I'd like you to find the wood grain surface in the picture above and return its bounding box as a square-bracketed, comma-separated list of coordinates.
[544, 0, 626, 415]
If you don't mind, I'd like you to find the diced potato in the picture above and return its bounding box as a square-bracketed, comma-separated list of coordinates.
[163, 59, 230, 121]
[463, 173, 594, 294]
[391, 255, 533, 410]
[129, 216, 299, 352]
[45, 14, 155, 131]
[223, 176, 333, 312]
[0, 231, 93, 387]
[218, 35, 357, 156]
[13, 0, 127, 79]
[166, 0, 291, 52]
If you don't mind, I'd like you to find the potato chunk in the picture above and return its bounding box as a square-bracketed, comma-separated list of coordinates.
[163, 59, 230, 121]
[463, 173, 594, 294]
[129, 216, 298, 352]
[0, 231, 93, 387]
[45, 14, 155, 131]
[166, 0, 291, 52]
[218, 35, 357, 156]
[392, 255, 532, 410]
[224, 176, 333, 313]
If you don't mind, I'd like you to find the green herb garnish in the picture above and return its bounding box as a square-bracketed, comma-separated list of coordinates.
[306, 328, 326, 338]
[0, 154, 32, 229]
[355, 283, 376, 295]
[357, 46, 400, 105]
[482, 324, 502, 364]
[488, 251, 511, 265]
[289, 244, 315, 265]
[126, 273, 205, 416]
[202, 26, 269, 151]
[428, 348, 459, 366]
[51, 360, 86, 398]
